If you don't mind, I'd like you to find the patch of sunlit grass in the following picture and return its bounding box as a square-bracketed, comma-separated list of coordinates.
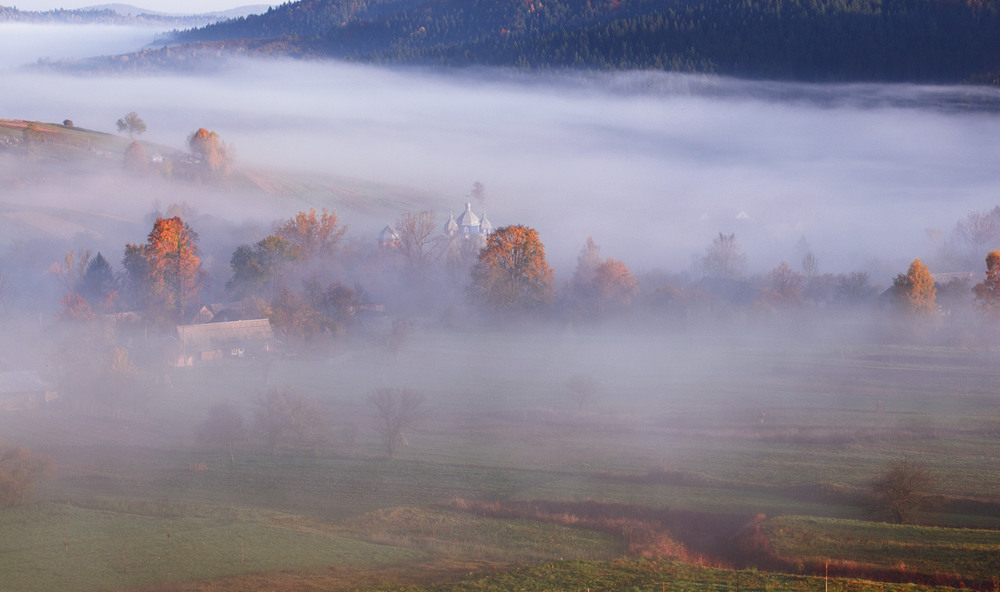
[0, 501, 422, 592]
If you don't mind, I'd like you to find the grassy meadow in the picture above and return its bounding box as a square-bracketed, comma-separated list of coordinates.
[2, 323, 1000, 590]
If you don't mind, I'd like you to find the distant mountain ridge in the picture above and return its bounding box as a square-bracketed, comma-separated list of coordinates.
[166, 0, 1000, 84]
[80, 3, 273, 19]
[0, 3, 271, 27]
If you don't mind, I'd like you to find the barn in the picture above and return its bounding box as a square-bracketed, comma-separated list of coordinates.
[175, 319, 274, 367]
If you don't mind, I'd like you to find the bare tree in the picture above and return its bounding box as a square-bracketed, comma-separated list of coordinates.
[701, 232, 746, 279]
[801, 251, 819, 277]
[254, 387, 329, 455]
[764, 261, 805, 307]
[369, 387, 426, 459]
[946, 207, 1000, 268]
[48, 249, 91, 293]
[836, 270, 875, 305]
[868, 458, 937, 524]
[394, 210, 441, 277]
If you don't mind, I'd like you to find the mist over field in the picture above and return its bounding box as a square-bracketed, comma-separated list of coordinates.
[3, 22, 1000, 592]
[4, 27, 1000, 279]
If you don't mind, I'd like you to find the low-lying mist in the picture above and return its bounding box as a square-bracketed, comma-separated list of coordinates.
[0, 23, 165, 70]
[4, 36, 1000, 281]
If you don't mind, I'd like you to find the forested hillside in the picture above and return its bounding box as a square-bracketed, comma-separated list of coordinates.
[173, 0, 1000, 83]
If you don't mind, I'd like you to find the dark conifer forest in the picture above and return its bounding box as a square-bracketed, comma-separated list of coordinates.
[172, 0, 1000, 83]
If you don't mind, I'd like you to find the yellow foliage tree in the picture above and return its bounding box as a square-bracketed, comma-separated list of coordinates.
[893, 258, 936, 315]
[973, 250, 1000, 317]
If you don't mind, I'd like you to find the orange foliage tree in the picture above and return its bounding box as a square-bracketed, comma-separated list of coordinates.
[125, 217, 203, 324]
[973, 249, 1000, 317]
[187, 128, 230, 176]
[570, 237, 638, 315]
[592, 258, 639, 310]
[469, 224, 554, 313]
[893, 258, 936, 315]
[274, 208, 347, 260]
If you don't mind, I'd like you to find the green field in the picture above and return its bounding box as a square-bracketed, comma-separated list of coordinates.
[761, 515, 1000, 586]
[0, 502, 421, 592]
[3, 325, 1000, 591]
[361, 558, 965, 592]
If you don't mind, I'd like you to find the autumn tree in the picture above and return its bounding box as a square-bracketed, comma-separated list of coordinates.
[369, 387, 425, 459]
[48, 249, 91, 293]
[569, 238, 638, 316]
[973, 250, 1000, 317]
[268, 286, 331, 346]
[59, 292, 95, 321]
[0, 444, 52, 508]
[254, 387, 329, 455]
[893, 258, 937, 315]
[469, 224, 554, 313]
[868, 459, 937, 524]
[593, 259, 638, 311]
[274, 208, 347, 260]
[393, 210, 440, 277]
[187, 127, 231, 175]
[124, 140, 147, 172]
[50, 249, 100, 319]
[701, 232, 746, 279]
[146, 217, 204, 323]
[123, 217, 203, 324]
[116, 111, 146, 137]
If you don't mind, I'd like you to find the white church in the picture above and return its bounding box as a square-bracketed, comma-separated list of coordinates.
[379, 202, 493, 249]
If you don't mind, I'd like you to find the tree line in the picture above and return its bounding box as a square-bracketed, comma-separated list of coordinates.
[44, 200, 1000, 344]
[173, 0, 1000, 83]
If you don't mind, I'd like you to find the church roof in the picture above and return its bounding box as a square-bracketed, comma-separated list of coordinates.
[444, 212, 458, 234]
[456, 202, 480, 228]
[479, 213, 493, 233]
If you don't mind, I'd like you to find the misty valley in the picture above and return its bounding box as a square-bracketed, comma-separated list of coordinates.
[2, 11, 1000, 592]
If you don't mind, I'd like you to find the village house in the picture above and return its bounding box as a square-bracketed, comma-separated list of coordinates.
[175, 318, 274, 367]
[0, 370, 56, 411]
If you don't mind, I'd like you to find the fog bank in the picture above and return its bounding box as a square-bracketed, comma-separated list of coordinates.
[4, 30, 1000, 278]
